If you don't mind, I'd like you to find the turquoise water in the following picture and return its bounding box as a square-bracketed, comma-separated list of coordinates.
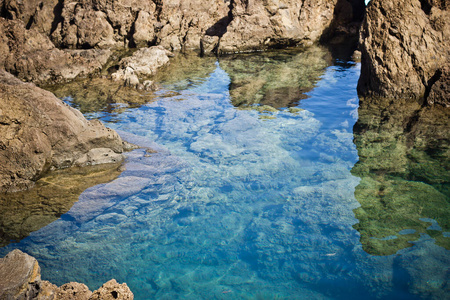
[1, 52, 449, 299]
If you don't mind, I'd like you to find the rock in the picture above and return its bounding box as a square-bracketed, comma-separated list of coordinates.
[111, 46, 173, 87]
[2, 0, 361, 53]
[47, 0, 229, 52]
[0, 250, 134, 300]
[357, 0, 450, 105]
[427, 64, 450, 106]
[0, 249, 40, 300]
[89, 279, 133, 300]
[56, 282, 92, 300]
[216, 0, 340, 54]
[0, 70, 124, 193]
[0, 17, 112, 84]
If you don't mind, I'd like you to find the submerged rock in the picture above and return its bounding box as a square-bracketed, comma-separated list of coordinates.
[0, 163, 122, 247]
[0, 70, 124, 193]
[358, 0, 450, 105]
[0, 249, 134, 300]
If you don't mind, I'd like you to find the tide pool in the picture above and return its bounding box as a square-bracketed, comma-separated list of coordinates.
[1, 49, 448, 299]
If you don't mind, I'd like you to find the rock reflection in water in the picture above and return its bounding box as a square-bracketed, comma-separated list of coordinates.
[220, 46, 332, 109]
[352, 97, 450, 255]
[0, 163, 122, 247]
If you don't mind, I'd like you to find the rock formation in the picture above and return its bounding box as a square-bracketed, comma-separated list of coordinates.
[0, 249, 134, 300]
[111, 46, 173, 89]
[0, 70, 125, 193]
[1, 0, 365, 54]
[0, 17, 111, 85]
[357, 0, 450, 106]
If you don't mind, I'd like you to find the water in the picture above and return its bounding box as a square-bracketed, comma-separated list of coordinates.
[1, 48, 449, 299]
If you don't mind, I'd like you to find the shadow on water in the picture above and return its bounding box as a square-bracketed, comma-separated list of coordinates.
[0, 163, 122, 247]
[351, 97, 450, 255]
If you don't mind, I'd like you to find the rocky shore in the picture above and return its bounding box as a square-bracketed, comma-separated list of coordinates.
[0, 249, 133, 299]
[0, 0, 449, 297]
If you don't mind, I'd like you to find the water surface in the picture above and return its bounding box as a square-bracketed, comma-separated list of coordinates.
[1, 48, 449, 299]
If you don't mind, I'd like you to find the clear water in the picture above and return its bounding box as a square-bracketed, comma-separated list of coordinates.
[1, 51, 449, 299]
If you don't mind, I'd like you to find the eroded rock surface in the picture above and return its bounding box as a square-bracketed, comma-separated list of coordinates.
[1, 0, 365, 54]
[0, 249, 134, 300]
[216, 0, 338, 53]
[0, 17, 111, 85]
[111, 46, 173, 89]
[0, 249, 40, 299]
[0, 70, 124, 193]
[358, 0, 450, 105]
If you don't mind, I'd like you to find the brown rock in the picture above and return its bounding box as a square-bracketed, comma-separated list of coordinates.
[0, 17, 112, 84]
[0, 0, 60, 36]
[111, 46, 173, 88]
[216, 0, 339, 54]
[56, 282, 92, 300]
[0, 250, 134, 300]
[357, 0, 450, 105]
[0, 249, 41, 300]
[89, 279, 133, 300]
[0, 70, 124, 193]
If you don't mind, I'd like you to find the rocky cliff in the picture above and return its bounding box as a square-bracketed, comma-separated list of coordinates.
[0, 249, 134, 299]
[0, 70, 125, 193]
[0, 0, 364, 54]
[357, 0, 450, 106]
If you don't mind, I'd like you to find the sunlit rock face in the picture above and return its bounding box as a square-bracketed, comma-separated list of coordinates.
[1, 0, 365, 54]
[351, 97, 450, 255]
[220, 46, 332, 109]
[0, 18, 111, 85]
[0, 71, 124, 192]
[358, 0, 450, 106]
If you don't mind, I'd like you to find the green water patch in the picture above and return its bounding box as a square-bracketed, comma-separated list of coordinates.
[352, 97, 450, 255]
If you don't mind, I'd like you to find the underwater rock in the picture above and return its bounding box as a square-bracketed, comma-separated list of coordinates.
[351, 97, 450, 255]
[358, 0, 450, 105]
[46, 54, 218, 114]
[0, 163, 123, 247]
[0, 70, 124, 192]
[0, 249, 134, 299]
[0, 17, 111, 85]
